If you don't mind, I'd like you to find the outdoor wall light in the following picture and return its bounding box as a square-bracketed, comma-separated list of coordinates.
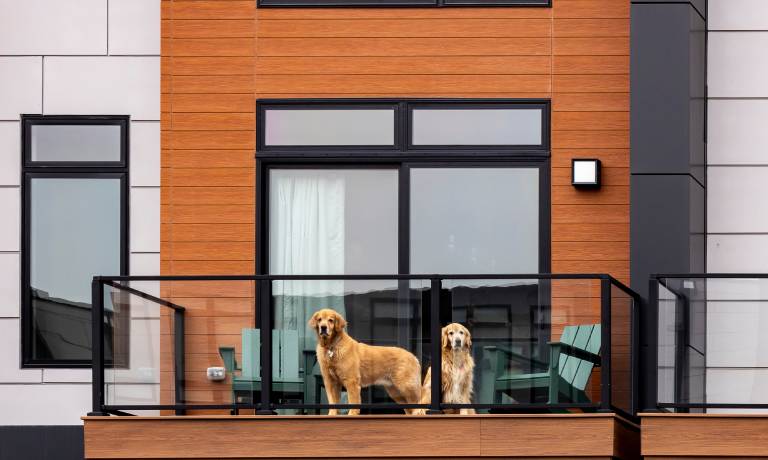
[571, 158, 601, 188]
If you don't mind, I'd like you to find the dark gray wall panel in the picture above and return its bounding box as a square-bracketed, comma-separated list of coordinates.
[0, 426, 83, 460]
[631, 3, 706, 185]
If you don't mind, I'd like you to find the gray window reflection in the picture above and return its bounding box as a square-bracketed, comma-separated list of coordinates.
[31, 125, 122, 162]
[30, 178, 122, 361]
[264, 109, 395, 146]
[411, 108, 542, 146]
[410, 168, 539, 274]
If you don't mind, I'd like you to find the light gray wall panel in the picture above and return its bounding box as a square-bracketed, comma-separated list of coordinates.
[709, 0, 768, 30]
[708, 167, 768, 232]
[709, 100, 768, 165]
[709, 32, 768, 97]
[0, 0, 106, 55]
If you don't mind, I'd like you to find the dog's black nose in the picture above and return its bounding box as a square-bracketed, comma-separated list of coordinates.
[320, 325, 328, 333]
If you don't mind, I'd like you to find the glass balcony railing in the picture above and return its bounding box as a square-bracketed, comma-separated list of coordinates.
[654, 274, 768, 413]
[88, 274, 639, 418]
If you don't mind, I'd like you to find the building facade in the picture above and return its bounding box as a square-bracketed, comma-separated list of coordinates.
[3, 0, 768, 459]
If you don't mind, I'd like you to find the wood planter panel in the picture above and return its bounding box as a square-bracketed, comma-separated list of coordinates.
[83, 414, 638, 459]
[642, 413, 768, 458]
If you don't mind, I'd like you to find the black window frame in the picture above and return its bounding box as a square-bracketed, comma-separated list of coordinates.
[258, 0, 549, 7]
[255, 98, 551, 277]
[21, 114, 130, 368]
[257, 99, 550, 155]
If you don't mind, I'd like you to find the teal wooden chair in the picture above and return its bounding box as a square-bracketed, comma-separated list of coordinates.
[483, 324, 601, 405]
[219, 329, 317, 405]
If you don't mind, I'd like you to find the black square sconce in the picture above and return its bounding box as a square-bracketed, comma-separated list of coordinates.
[571, 158, 601, 188]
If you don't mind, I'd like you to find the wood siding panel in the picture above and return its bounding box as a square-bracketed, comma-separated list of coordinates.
[83, 414, 638, 459]
[161, 0, 631, 415]
[642, 414, 768, 458]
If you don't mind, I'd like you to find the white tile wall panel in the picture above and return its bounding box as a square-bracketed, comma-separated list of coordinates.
[130, 122, 161, 187]
[44, 57, 160, 121]
[0, 383, 90, 424]
[708, 235, 768, 272]
[0, 254, 20, 318]
[707, 368, 768, 404]
[108, 0, 161, 55]
[130, 187, 160, 253]
[0, 188, 20, 251]
[708, 167, 768, 233]
[707, 302, 768, 367]
[0, 0, 106, 55]
[0, 58, 42, 120]
[130, 253, 160, 276]
[707, 277, 768, 301]
[43, 369, 92, 383]
[0, 319, 41, 383]
[709, 32, 768, 97]
[709, 0, 768, 31]
[709, 100, 768, 165]
[0, 122, 20, 185]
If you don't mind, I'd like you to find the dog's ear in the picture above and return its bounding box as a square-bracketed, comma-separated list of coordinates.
[333, 311, 347, 332]
[465, 327, 472, 349]
[441, 325, 450, 349]
[308, 311, 319, 329]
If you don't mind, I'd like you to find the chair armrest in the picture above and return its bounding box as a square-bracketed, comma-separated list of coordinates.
[547, 342, 601, 365]
[218, 346, 239, 373]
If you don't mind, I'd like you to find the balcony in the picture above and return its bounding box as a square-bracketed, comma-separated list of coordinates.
[82, 274, 639, 459]
[643, 274, 768, 459]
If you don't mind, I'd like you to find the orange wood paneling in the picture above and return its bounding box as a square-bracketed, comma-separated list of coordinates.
[83, 414, 638, 459]
[161, 0, 630, 416]
[642, 414, 768, 458]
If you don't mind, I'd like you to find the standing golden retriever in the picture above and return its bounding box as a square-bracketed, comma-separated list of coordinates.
[309, 308, 422, 415]
[419, 323, 476, 414]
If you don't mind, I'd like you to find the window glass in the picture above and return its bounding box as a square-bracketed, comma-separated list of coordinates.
[411, 108, 542, 146]
[31, 124, 122, 162]
[30, 178, 122, 361]
[269, 169, 398, 275]
[264, 109, 395, 146]
[410, 167, 539, 274]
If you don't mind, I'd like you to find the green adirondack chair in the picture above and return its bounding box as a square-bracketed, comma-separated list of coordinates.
[483, 324, 601, 405]
[219, 329, 318, 405]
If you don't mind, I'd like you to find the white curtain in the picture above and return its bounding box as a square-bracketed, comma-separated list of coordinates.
[270, 171, 346, 346]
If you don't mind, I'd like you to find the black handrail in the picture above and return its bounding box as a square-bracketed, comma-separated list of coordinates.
[90, 274, 640, 418]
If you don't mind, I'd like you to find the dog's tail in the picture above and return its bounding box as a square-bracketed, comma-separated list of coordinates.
[418, 367, 432, 408]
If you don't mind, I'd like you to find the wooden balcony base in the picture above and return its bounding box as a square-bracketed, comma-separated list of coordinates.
[83, 413, 638, 459]
[642, 413, 768, 458]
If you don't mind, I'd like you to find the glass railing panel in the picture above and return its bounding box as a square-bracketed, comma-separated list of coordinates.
[445, 278, 603, 411]
[656, 276, 768, 414]
[271, 278, 428, 415]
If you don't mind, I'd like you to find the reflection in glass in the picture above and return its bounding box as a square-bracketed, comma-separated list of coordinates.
[30, 178, 122, 361]
[264, 109, 395, 146]
[31, 125, 122, 162]
[410, 167, 539, 275]
[412, 108, 542, 145]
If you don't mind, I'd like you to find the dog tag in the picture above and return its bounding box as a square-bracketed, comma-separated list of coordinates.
[327, 350, 334, 359]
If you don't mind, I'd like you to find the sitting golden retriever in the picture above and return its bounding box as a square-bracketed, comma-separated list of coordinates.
[309, 308, 422, 415]
[419, 323, 476, 414]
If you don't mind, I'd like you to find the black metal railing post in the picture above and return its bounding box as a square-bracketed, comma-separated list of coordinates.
[88, 277, 108, 416]
[427, 277, 442, 414]
[647, 277, 660, 412]
[599, 277, 612, 412]
[257, 279, 276, 415]
[174, 309, 186, 416]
